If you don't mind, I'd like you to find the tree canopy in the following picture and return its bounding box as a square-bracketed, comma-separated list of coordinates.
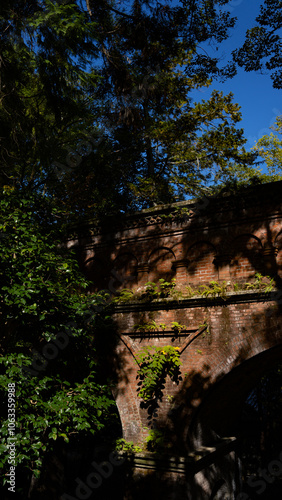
[252, 116, 282, 180]
[233, 0, 282, 89]
[0, 0, 99, 192]
[0, 0, 258, 218]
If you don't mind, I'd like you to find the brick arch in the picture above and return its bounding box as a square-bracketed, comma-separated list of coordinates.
[147, 246, 176, 282]
[115, 385, 144, 443]
[83, 255, 108, 291]
[112, 252, 138, 288]
[187, 343, 282, 450]
[229, 233, 263, 281]
[111, 333, 148, 444]
[185, 241, 218, 284]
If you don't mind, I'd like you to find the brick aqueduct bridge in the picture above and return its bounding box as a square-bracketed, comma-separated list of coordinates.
[69, 181, 282, 499]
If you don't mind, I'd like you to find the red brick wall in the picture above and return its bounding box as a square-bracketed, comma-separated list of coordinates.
[75, 185, 282, 293]
[112, 297, 282, 448]
[69, 182, 282, 451]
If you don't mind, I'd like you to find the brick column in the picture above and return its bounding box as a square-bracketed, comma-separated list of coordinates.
[262, 242, 278, 275]
[213, 254, 231, 281]
[172, 259, 189, 286]
[136, 263, 150, 286]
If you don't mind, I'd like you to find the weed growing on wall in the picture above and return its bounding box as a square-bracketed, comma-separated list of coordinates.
[113, 276, 275, 305]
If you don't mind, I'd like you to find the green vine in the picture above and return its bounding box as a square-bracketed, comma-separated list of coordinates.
[144, 429, 171, 453]
[136, 346, 182, 403]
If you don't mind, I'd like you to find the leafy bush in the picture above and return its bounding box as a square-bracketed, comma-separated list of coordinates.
[115, 438, 142, 454]
[0, 190, 116, 492]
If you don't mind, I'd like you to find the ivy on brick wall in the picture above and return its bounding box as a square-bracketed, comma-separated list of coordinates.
[136, 346, 182, 419]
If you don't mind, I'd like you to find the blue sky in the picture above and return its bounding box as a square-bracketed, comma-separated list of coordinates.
[191, 0, 282, 152]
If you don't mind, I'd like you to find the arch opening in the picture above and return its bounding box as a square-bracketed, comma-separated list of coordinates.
[238, 361, 282, 499]
[188, 346, 282, 500]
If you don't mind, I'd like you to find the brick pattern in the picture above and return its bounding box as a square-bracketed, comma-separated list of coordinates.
[112, 298, 282, 445]
[80, 222, 282, 294]
[70, 182, 282, 451]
